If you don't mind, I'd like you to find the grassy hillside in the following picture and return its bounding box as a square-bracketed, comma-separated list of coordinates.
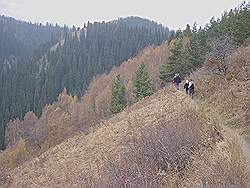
[0, 3, 249, 186]
[0, 42, 171, 178]
[1, 41, 249, 187]
[191, 44, 249, 134]
[0, 17, 170, 150]
[4, 83, 248, 187]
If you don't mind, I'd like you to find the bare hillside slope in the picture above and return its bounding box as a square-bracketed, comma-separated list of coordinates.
[4, 86, 247, 187]
[1, 40, 174, 171]
[1, 40, 249, 187]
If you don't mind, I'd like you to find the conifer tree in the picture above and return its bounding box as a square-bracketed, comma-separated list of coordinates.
[159, 39, 183, 83]
[187, 32, 206, 71]
[134, 64, 153, 100]
[184, 24, 191, 36]
[175, 29, 183, 38]
[168, 31, 175, 44]
[110, 75, 127, 114]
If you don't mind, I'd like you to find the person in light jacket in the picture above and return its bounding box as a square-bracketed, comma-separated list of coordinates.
[188, 79, 195, 98]
[184, 80, 189, 95]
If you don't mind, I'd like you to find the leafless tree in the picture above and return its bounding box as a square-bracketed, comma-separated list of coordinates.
[207, 36, 236, 75]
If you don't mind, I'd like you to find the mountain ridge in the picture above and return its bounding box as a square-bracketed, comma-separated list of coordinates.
[5, 50, 249, 185]
[0, 3, 249, 186]
[0, 16, 170, 149]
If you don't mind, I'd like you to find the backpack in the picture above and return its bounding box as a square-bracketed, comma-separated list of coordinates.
[178, 76, 181, 83]
[190, 82, 194, 90]
[184, 83, 188, 89]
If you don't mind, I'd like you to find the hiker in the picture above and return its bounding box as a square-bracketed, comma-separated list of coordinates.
[184, 80, 189, 95]
[188, 79, 195, 98]
[173, 74, 181, 90]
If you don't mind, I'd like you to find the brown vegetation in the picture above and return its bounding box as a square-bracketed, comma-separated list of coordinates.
[5, 111, 38, 148]
[191, 44, 249, 133]
[185, 129, 248, 187]
[1, 41, 173, 170]
[4, 88, 247, 187]
[0, 91, 212, 186]
[1, 90, 79, 169]
[78, 40, 174, 126]
[1, 39, 249, 187]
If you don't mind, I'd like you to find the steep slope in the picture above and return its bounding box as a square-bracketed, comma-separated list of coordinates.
[1, 40, 173, 170]
[0, 16, 66, 149]
[191, 44, 249, 133]
[1, 4, 249, 185]
[3, 37, 249, 173]
[1, 91, 212, 186]
[78, 41, 174, 128]
[192, 44, 250, 183]
[0, 17, 170, 149]
[2, 41, 249, 187]
[2, 2, 248, 152]
[0, 15, 63, 61]
[5, 86, 247, 187]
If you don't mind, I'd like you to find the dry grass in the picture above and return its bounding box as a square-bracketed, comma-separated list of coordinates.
[180, 43, 250, 187]
[190, 44, 250, 131]
[1, 40, 249, 187]
[0, 138, 34, 170]
[182, 129, 248, 188]
[2, 41, 174, 172]
[4, 88, 246, 187]
[78, 40, 174, 127]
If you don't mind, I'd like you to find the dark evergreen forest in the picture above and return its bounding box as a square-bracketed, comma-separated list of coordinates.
[0, 16, 170, 149]
[159, 2, 249, 83]
[0, 15, 66, 61]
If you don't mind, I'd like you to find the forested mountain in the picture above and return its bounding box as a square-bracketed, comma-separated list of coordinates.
[0, 16, 170, 149]
[115, 16, 167, 30]
[0, 15, 65, 61]
[159, 1, 249, 83]
[0, 16, 68, 149]
[0, 2, 249, 187]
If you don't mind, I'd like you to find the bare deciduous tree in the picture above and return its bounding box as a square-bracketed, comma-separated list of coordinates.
[207, 36, 236, 75]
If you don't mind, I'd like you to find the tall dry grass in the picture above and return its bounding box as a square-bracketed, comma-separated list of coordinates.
[184, 130, 248, 188]
[77, 93, 226, 187]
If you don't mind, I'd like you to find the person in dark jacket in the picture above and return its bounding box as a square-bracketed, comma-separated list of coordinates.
[184, 80, 189, 95]
[188, 79, 195, 98]
[173, 73, 181, 90]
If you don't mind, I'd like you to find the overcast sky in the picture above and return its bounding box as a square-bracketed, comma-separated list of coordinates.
[0, 0, 245, 30]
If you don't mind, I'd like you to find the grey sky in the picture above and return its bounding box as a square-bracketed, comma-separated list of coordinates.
[0, 0, 244, 30]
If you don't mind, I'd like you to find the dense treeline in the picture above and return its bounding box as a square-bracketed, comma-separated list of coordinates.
[0, 15, 65, 61]
[0, 3, 248, 173]
[0, 17, 170, 149]
[110, 2, 249, 114]
[45, 19, 168, 97]
[160, 2, 249, 83]
[115, 16, 167, 30]
[0, 16, 68, 149]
